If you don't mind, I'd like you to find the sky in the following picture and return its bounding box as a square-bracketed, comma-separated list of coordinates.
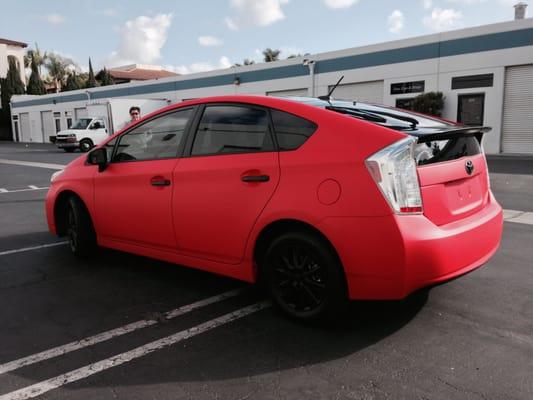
[0, 0, 524, 75]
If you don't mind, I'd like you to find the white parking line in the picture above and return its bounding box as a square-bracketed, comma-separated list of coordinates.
[0, 186, 49, 194]
[0, 289, 242, 375]
[0, 159, 65, 170]
[0, 301, 270, 400]
[0, 242, 68, 257]
[503, 209, 533, 226]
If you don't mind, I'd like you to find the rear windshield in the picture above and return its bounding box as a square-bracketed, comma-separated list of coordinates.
[414, 136, 481, 166]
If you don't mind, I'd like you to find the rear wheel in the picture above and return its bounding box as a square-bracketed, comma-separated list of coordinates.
[263, 231, 348, 321]
[66, 196, 97, 257]
[79, 139, 93, 153]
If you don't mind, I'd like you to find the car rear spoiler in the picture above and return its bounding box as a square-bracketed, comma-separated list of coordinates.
[415, 126, 492, 143]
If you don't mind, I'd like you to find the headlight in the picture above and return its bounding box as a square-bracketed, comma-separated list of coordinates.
[50, 170, 64, 182]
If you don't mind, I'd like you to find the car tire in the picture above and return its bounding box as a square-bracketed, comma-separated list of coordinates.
[263, 231, 348, 322]
[79, 139, 94, 153]
[63, 148, 75, 153]
[66, 196, 97, 257]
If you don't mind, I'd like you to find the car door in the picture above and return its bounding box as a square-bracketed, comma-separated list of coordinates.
[94, 107, 194, 249]
[172, 104, 280, 264]
[88, 118, 109, 144]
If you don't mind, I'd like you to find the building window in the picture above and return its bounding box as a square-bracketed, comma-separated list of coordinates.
[451, 74, 493, 90]
[67, 118, 73, 128]
[391, 81, 425, 95]
[395, 98, 415, 111]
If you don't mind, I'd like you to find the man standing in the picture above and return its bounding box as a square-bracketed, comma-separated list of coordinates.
[120, 106, 141, 130]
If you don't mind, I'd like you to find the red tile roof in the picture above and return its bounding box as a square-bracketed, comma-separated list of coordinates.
[109, 68, 179, 81]
[0, 38, 28, 48]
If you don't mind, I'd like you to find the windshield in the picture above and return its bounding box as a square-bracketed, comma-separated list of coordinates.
[70, 118, 92, 130]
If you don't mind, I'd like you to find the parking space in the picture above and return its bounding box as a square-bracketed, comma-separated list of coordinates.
[0, 143, 532, 399]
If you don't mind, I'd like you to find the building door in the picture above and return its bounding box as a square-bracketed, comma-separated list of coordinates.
[41, 111, 55, 142]
[457, 94, 485, 126]
[502, 65, 533, 154]
[13, 120, 20, 142]
[19, 113, 31, 142]
[330, 80, 384, 103]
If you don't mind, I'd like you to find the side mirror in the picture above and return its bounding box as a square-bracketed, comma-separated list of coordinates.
[87, 147, 107, 172]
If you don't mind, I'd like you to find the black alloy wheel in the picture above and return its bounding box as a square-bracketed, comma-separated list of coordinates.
[66, 196, 97, 257]
[264, 231, 347, 321]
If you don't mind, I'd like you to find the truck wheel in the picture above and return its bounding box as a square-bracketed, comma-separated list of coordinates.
[66, 196, 97, 257]
[79, 139, 94, 153]
[262, 231, 348, 322]
[63, 148, 75, 153]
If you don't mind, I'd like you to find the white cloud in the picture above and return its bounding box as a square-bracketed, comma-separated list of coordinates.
[388, 10, 404, 34]
[423, 8, 462, 31]
[198, 35, 223, 46]
[422, 0, 433, 9]
[107, 13, 172, 67]
[41, 14, 65, 25]
[225, 0, 289, 30]
[167, 56, 233, 75]
[323, 0, 359, 9]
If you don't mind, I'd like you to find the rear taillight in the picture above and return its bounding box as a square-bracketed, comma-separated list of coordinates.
[365, 136, 423, 214]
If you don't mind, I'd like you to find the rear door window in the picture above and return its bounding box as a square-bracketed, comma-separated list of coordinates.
[270, 109, 317, 150]
[191, 105, 274, 156]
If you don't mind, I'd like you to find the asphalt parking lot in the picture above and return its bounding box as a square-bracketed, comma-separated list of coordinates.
[0, 142, 532, 400]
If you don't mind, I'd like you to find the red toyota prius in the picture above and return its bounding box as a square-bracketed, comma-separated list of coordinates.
[46, 95, 503, 321]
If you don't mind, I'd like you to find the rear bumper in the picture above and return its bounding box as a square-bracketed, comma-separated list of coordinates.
[318, 192, 503, 300]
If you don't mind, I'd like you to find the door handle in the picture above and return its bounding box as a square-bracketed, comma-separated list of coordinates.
[241, 175, 270, 183]
[150, 177, 171, 187]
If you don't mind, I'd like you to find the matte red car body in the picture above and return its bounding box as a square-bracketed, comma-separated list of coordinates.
[45, 95, 503, 300]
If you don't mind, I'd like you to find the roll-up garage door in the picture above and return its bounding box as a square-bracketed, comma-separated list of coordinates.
[19, 113, 31, 142]
[329, 80, 384, 104]
[75, 107, 88, 120]
[502, 65, 533, 154]
[267, 88, 308, 97]
[41, 111, 55, 142]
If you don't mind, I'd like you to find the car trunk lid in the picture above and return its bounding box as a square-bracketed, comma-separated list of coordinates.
[414, 127, 491, 226]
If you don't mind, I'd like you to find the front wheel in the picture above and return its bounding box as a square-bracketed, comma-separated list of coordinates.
[263, 231, 348, 321]
[79, 139, 93, 153]
[66, 196, 97, 257]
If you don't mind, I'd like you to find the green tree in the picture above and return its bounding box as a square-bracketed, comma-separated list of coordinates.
[86, 58, 97, 88]
[27, 56, 46, 95]
[63, 72, 83, 91]
[98, 67, 114, 86]
[412, 92, 445, 117]
[262, 48, 280, 62]
[0, 56, 26, 139]
[234, 58, 256, 67]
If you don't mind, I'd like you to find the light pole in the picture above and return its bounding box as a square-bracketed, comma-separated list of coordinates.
[303, 59, 316, 97]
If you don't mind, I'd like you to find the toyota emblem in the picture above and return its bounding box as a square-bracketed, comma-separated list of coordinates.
[465, 160, 474, 175]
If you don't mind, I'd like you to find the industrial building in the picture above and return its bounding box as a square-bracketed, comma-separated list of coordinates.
[9, 15, 533, 154]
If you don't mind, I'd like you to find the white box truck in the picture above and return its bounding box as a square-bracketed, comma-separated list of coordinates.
[55, 98, 169, 152]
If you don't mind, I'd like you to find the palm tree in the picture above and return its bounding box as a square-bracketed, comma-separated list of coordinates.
[44, 53, 67, 92]
[262, 48, 280, 62]
[24, 43, 47, 74]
